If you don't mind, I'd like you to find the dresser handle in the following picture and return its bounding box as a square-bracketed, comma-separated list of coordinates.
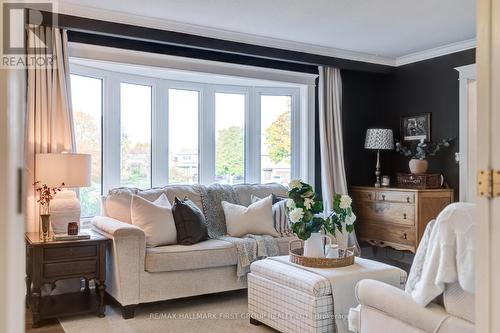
[381, 194, 386, 201]
[403, 233, 408, 240]
[406, 196, 410, 203]
[403, 213, 407, 219]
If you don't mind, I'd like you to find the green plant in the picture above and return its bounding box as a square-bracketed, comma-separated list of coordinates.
[287, 180, 356, 240]
[395, 138, 452, 160]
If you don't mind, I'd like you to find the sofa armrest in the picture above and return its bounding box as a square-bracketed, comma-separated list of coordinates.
[92, 216, 146, 306]
[356, 279, 449, 333]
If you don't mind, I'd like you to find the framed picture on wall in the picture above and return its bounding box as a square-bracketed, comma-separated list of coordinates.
[400, 113, 431, 141]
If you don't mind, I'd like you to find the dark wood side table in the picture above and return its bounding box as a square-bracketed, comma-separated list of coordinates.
[25, 230, 109, 328]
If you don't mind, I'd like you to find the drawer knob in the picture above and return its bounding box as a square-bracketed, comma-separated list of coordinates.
[381, 194, 386, 201]
[403, 233, 408, 240]
[406, 196, 410, 203]
[403, 213, 407, 219]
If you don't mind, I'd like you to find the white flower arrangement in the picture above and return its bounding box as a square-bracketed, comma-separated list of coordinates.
[286, 180, 357, 240]
[339, 195, 352, 209]
[289, 179, 302, 190]
[288, 208, 305, 223]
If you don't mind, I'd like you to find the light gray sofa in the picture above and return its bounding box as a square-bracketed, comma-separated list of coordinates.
[91, 183, 296, 319]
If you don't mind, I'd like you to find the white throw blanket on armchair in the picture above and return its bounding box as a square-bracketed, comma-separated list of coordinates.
[410, 202, 476, 306]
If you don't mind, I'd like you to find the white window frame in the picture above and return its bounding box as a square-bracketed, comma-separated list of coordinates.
[70, 56, 316, 206]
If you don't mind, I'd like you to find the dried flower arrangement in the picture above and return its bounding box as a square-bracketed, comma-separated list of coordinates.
[33, 181, 65, 215]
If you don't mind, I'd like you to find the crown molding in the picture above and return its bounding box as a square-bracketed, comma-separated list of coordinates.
[395, 39, 476, 66]
[57, 3, 396, 66]
[57, 3, 475, 68]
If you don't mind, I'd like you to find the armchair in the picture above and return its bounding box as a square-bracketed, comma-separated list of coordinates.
[348, 203, 475, 333]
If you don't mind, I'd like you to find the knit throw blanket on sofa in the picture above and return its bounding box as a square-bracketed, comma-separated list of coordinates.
[194, 183, 279, 278]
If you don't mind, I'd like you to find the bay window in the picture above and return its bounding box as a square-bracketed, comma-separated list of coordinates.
[70, 55, 314, 218]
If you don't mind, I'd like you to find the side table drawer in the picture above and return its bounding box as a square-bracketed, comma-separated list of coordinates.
[351, 190, 376, 202]
[358, 222, 415, 246]
[356, 201, 415, 226]
[376, 191, 414, 203]
[44, 245, 97, 261]
[43, 260, 97, 278]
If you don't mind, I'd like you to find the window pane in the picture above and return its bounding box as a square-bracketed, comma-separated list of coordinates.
[120, 83, 152, 188]
[168, 89, 199, 184]
[71, 74, 102, 217]
[215, 93, 245, 185]
[260, 95, 292, 185]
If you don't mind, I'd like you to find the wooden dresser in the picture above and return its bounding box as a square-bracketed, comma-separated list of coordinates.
[350, 186, 454, 253]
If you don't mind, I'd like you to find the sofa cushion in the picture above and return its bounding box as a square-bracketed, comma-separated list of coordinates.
[131, 194, 177, 247]
[103, 187, 138, 223]
[223, 195, 279, 237]
[172, 197, 209, 245]
[103, 186, 205, 223]
[145, 239, 237, 272]
[443, 282, 475, 323]
[233, 183, 288, 207]
[252, 194, 293, 237]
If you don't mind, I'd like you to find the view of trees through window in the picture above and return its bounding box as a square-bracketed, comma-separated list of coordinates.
[215, 93, 245, 184]
[168, 89, 199, 184]
[261, 95, 292, 185]
[71, 74, 103, 217]
[120, 83, 152, 189]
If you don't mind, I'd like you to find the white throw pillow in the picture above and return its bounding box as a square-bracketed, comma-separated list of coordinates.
[251, 194, 293, 237]
[131, 194, 177, 247]
[222, 195, 279, 237]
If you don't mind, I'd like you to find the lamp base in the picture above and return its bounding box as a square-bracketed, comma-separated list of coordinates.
[374, 150, 382, 188]
[49, 189, 81, 234]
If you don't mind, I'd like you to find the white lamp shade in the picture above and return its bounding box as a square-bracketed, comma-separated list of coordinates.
[364, 128, 394, 150]
[36, 153, 91, 188]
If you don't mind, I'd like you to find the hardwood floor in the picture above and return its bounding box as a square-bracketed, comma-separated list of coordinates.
[25, 308, 64, 333]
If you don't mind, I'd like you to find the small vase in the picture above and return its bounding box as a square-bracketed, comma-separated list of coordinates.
[39, 214, 50, 241]
[303, 232, 331, 258]
[409, 159, 428, 174]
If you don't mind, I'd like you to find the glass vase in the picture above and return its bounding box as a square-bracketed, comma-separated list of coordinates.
[39, 214, 50, 241]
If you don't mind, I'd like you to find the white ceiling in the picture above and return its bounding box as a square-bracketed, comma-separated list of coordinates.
[58, 0, 476, 65]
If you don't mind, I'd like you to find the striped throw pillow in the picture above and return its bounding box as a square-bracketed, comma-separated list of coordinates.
[251, 194, 293, 237]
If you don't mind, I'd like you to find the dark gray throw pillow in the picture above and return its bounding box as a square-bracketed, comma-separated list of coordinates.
[172, 197, 209, 245]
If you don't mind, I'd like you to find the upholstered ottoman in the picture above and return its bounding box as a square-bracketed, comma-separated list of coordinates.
[248, 256, 407, 333]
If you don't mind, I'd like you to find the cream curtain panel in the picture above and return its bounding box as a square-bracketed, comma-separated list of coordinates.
[318, 66, 360, 254]
[25, 27, 75, 232]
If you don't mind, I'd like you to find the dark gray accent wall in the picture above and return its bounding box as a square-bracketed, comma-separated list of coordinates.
[341, 49, 476, 199]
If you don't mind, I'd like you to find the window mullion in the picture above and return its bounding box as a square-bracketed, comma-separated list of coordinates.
[247, 88, 261, 184]
[152, 80, 168, 187]
[199, 85, 215, 185]
[102, 74, 121, 193]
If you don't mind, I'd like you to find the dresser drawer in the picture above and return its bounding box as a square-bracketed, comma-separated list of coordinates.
[376, 191, 415, 203]
[358, 222, 415, 246]
[43, 259, 97, 279]
[355, 201, 415, 226]
[351, 190, 376, 202]
[44, 245, 97, 261]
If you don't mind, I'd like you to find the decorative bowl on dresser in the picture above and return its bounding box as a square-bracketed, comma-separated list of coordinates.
[350, 186, 454, 253]
[25, 230, 109, 328]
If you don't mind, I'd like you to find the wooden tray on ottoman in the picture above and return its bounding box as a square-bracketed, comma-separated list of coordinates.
[288, 240, 355, 268]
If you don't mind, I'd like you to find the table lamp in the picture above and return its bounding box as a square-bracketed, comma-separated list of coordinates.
[364, 129, 394, 187]
[36, 153, 91, 234]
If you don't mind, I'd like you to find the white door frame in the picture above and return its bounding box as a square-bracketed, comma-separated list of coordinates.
[455, 64, 476, 202]
[0, 69, 26, 332]
[476, 0, 500, 331]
